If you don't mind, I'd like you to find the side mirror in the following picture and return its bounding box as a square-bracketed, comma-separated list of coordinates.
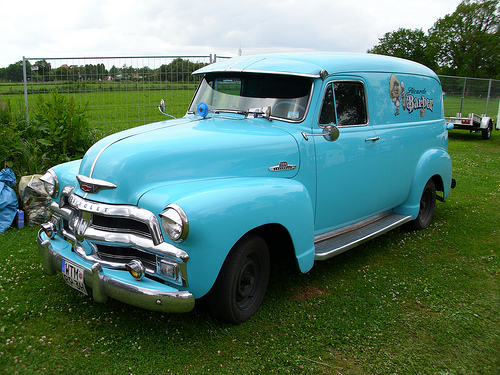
[322, 125, 340, 142]
[301, 125, 340, 142]
[158, 99, 175, 119]
[158, 99, 166, 114]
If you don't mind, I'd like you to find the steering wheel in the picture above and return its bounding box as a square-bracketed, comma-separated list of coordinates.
[272, 101, 306, 118]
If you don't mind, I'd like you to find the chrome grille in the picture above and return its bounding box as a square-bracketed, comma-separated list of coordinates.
[96, 244, 156, 272]
[91, 214, 151, 238]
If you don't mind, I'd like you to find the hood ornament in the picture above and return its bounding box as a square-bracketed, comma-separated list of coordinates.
[269, 161, 297, 171]
[76, 175, 117, 195]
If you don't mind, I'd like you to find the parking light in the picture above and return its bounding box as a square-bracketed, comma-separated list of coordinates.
[41, 221, 56, 238]
[126, 260, 145, 280]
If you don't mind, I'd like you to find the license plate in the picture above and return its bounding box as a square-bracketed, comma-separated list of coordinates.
[61, 259, 87, 295]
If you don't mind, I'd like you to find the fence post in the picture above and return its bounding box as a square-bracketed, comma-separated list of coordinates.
[459, 77, 466, 116]
[22, 56, 29, 124]
[485, 78, 492, 116]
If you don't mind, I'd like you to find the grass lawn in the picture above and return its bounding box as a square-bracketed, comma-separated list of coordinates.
[1, 86, 196, 136]
[0, 127, 499, 374]
[2, 77, 499, 137]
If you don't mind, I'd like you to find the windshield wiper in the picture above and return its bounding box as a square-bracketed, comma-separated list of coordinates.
[195, 105, 272, 121]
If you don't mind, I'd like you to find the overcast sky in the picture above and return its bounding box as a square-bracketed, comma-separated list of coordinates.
[1, 0, 462, 68]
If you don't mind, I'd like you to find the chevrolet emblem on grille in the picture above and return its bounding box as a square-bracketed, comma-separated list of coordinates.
[76, 175, 117, 194]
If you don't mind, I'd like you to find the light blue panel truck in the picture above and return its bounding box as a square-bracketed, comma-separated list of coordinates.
[37, 53, 455, 323]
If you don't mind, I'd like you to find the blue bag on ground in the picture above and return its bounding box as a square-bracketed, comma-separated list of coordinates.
[0, 168, 19, 233]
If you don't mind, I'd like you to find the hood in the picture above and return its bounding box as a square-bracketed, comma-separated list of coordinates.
[75, 115, 300, 204]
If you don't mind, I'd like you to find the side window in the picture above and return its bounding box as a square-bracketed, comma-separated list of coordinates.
[334, 82, 367, 126]
[319, 84, 335, 125]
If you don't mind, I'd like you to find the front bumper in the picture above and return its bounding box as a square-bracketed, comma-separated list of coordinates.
[37, 230, 195, 313]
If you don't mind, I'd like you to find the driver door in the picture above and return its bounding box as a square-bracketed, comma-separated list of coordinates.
[314, 80, 382, 235]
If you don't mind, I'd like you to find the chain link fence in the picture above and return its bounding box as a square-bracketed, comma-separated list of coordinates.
[16, 57, 500, 132]
[439, 75, 500, 119]
[20, 55, 230, 132]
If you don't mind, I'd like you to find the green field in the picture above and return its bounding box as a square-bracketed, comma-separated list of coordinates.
[0, 129, 499, 373]
[444, 95, 499, 119]
[2, 80, 498, 138]
[0, 83, 198, 134]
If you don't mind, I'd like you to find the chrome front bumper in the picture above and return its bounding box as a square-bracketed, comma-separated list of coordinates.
[37, 230, 195, 313]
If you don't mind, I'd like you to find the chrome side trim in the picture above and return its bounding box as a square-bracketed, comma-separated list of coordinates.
[315, 212, 391, 243]
[315, 213, 412, 261]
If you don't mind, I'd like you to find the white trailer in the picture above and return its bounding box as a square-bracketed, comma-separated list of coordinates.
[446, 112, 497, 140]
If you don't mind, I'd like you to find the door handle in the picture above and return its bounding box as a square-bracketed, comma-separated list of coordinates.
[365, 136, 380, 142]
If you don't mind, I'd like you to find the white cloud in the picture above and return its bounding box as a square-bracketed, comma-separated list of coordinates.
[0, 0, 462, 68]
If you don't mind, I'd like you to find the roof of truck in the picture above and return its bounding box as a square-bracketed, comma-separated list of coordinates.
[193, 52, 438, 79]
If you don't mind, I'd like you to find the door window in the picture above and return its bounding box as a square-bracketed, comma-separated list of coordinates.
[319, 81, 367, 126]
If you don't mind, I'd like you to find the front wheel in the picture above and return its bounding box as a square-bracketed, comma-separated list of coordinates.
[207, 234, 270, 323]
[412, 179, 436, 230]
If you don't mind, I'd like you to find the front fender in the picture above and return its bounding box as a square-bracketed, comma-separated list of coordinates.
[395, 148, 452, 219]
[138, 178, 315, 298]
[49, 160, 81, 203]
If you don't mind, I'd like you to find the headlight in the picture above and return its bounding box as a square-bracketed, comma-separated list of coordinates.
[40, 169, 59, 198]
[159, 204, 189, 242]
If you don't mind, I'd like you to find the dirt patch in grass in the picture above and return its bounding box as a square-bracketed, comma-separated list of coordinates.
[288, 286, 327, 300]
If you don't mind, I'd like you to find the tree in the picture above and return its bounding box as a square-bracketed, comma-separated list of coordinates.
[367, 28, 435, 69]
[368, 0, 500, 78]
[34, 59, 51, 73]
[159, 58, 208, 82]
[428, 0, 499, 78]
[4, 61, 27, 82]
[109, 65, 119, 77]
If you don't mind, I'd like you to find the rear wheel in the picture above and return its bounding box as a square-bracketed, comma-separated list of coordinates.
[208, 234, 270, 323]
[482, 121, 493, 140]
[412, 179, 436, 230]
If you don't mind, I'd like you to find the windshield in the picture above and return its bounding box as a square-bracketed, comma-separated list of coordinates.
[188, 73, 313, 121]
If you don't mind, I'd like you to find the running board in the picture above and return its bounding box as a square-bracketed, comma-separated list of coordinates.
[315, 213, 412, 261]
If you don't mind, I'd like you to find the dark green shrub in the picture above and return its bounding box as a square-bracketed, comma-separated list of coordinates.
[0, 97, 30, 175]
[0, 91, 97, 177]
[31, 90, 96, 168]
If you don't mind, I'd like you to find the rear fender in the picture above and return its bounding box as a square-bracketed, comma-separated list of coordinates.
[138, 178, 315, 297]
[395, 149, 452, 219]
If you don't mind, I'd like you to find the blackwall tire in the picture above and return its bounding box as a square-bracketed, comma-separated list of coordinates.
[412, 179, 436, 230]
[207, 234, 270, 323]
